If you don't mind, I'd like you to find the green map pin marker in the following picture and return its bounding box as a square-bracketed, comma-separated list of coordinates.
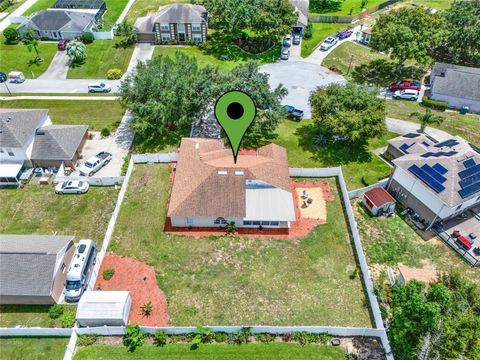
[214, 90, 256, 164]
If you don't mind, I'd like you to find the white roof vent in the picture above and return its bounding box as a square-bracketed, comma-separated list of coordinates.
[235, 171, 244, 176]
[218, 170, 227, 175]
[195, 143, 200, 150]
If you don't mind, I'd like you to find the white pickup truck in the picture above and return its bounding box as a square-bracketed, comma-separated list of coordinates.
[77, 151, 112, 176]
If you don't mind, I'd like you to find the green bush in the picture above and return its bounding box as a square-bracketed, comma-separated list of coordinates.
[0, 0, 13, 12]
[237, 327, 252, 343]
[121, 155, 130, 175]
[60, 312, 76, 328]
[293, 331, 309, 345]
[107, 68, 123, 80]
[100, 127, 111, 137]
[48, 304, 64, 319]
[102, 268, 115, 280]
[213, 332, 229, 343]
[77, 335, 97, 346]
[3, 27, 18, 44]
[255, 333, 275, 343]
[141, 301, 153, 317]
[153, 330, 167, 347]
[225, 221, 236, 234]
[421, 97, 448, 111]
[185, 39, 197, 46]
[167, 39, 179, 45]
[123, 324, 145, 352]
[81, 32, 94, 44]
[303, 23, 312, 39]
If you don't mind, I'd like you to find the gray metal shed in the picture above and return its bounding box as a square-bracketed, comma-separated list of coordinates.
[76, 291, 131, 327]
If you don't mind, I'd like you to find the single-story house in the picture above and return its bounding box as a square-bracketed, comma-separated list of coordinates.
[0, 109, 88, 186]
[76, 291, 132, 327]
[17, 9, 97, 40]
[386, 134, 480, 229]
[167, 138, 296, 230]
[429, 62, 480, 114]
[289, 0, 308, 34]
[0, 235, 75, 304]
[52, 0, 106, 21]
[135, 3, 208, 43]
[362, 187, 396, 216]
[358, 27, 372, 46]
[397, 264, 439, 285]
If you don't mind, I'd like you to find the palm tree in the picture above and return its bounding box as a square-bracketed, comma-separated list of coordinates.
[66, 40, 86, 65]
[410, 108, 444, 133]
[23, 29, 41, 62]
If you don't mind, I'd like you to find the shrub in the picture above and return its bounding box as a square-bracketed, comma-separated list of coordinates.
[317, 333, 332, 344]
[225, 221, 236, 234]
[123, 324, 145, 352]
[238, 327, 252, 343]
[255, 333, 275, 343]
[141, 301, 153, 317]
[102, 268, 115, 280]
[48, 304, 64, 319]
[293, 331, 309, 345]
[153, 330, 167, 347]
[3, 27, 18, 44]
[81, 32, 94, 44]
[167, 39, 179, 45]
[185, 39, 197, 46]
[107, 68, 123, 80]
[421, 97, 448, 111]
[60, 312, 76, 328]
[121, 155, 130, 175]
[303, 23, 312, 39]
[0, 0, 13, 12]
[77, 335, 97, 346]
[213, 332, 229, 343]
[349, 267, 359, 280]
[100, 127, 111, 138]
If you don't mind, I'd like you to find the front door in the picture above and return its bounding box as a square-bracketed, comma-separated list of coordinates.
[178, 33, 185, 42]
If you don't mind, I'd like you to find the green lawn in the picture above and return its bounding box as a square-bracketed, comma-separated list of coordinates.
[309, 0, 386, 16]
[0, 99, 124, 130]
[322, 41, 387, 75]
[409, 0, 453, 10]
[75, 343, 345, 360]
[153, 46, 241, 71]
[67, 40, 134, 79]
[0, 337, 69, 360]
[1, 0, 28, 16]
[0, 34, 57, 79]
[22, 0, 55, 15]
[0, 186, 118, 245]
[386, 101, 480, 146]
[0, 304, 77, 327]
[125, 0, 188, 23]
[110, 165, 372, 327]
[301, 23, 346, 57]
[354, 201, 479, 284]
[274, 119, 395, 189]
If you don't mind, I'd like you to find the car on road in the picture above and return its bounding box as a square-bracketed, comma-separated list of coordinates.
[283, 34, 292, 47]
[292, 34, 301, 45]
[320, 36, 338, 51]
[7, 71, 25, 83]
[55, 180, 89, 194]
[336, 29, 353, 39]
[77, 151, 112, 176]
[393, 89, 420, 101]
[280, 48, 290, 60]
[58, 39, 69, 50]
[282, 105, 304, 120]
[389, 80, 421, 92]
[88, 82, 112, 93]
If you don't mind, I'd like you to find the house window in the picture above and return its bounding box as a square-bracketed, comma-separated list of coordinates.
[177, 23, 185, 33]
[7, 148, 14, 156]
[160, 23, 169, 30]
[192, 23, 201, 31]
[186, 217, 194, 226]
[61, 263, 66, 272]
[192, 34, 202, 43]
[243, 221, 252, 226]
[161, 34, 171, 41]
[270, 221, 279, 226]
[252, 221, 261, 226]
[214, 217, 227, 225]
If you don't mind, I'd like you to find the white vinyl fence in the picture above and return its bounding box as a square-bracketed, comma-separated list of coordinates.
[131, 153, 178, 164]
[93, 30, 114, 40]
[0, 328, 72, 337]
[63, 327, 78, 360]
[348, 178, 389, 199]
[55, 163, 123, 186]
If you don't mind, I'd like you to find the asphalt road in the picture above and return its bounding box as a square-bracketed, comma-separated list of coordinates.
[6, 79, 122, 93]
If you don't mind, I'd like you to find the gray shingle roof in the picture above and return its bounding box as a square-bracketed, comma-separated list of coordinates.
[0, 235, 74, 297]
[0, 109, 48, 148]
[20, 9, 96, 32]
[431, 62, 480, 102]
[135, 4, 207, 33]
[31, 125, 88, 161]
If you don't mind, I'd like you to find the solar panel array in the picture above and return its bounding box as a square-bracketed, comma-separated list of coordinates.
[408, 164, 446, 193]
[458, 163, 480, 198]
[403, 133, 419, 138]
[435, 139, 459, 148]
[421, 141, 431, 147]
[421, 164, 447, 183]
[432, 163, 448, 175]
[421, 151, 458, 158]
[399, 143, 413, 153]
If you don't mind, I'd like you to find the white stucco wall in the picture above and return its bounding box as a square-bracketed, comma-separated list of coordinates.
[431, 93, 480, 114]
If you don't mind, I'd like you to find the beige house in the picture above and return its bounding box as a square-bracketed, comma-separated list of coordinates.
[135, 3, 208, 43]
[167, 138, 296, 230]
[0, 235, 75, 304]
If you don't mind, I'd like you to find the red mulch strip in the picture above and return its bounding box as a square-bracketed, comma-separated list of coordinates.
[164, 180, 334, 240]
[95, 256, 169, 326]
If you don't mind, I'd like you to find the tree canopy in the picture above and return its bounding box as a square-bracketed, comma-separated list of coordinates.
[370, 7, 444, 70]
[309, 82, 386, 143]
[119, 53, 286, 150]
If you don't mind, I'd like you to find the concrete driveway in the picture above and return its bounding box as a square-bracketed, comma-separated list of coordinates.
[38, 51, 70, 80]
[261, 61, 346, 118]
[125, 43, 154, 75]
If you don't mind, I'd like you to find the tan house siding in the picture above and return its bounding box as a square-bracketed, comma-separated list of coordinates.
[51, 242, 75, 303]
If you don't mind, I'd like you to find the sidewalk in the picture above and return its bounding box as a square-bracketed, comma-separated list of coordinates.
[386, 117, 451, 142]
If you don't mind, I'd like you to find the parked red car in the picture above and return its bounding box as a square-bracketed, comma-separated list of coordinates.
[388, 80, 421, 92]
[58, 39, 69, 50]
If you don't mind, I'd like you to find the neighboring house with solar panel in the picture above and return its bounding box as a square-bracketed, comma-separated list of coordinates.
[429, 62, 480, 114]
[386, 133, 480, 229]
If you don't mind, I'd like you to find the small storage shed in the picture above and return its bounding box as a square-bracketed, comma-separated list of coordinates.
[362, 187, 396, 216]
[76, 291, 131, 327]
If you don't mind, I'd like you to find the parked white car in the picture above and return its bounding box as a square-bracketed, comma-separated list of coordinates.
[88, 82, 112, 93]
[280, 49, 290, 60]
[393, 89, 419, 101]
[77, 151, 112, 176]
[283, 34, 292, 47]
[320, 36, 338, 51]
[55, 180, 89, 194]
